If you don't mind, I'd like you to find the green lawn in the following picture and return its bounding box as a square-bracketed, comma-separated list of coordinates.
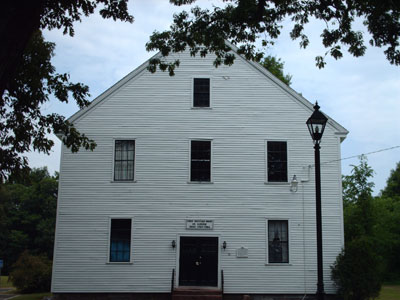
[378, 285, 400, 300]
[12, 293, 52, 300]
[1, 276, 51, 299]
[0, 275, 13, 288]
[2, 275, 398, 300]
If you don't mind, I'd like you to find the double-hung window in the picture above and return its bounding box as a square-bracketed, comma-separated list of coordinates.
[193, 78, 210, 107]
[109, 219, 132, 262]
[114, 140, 135, 181]
[267, 141, 288, 182]
[267, 220, 289, 263]
[190, 140, 211, 182]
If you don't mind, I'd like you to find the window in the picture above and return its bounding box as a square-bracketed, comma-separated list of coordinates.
[114, 140, 135, 181]
[193, 78, 210, 107]
[267, 141, 288, 182]
[268, 220, 289, 263]
[109, 219, 132, 262]
[190, 140, 211, 182]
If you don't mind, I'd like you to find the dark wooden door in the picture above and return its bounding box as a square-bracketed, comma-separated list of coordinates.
[179, 237, 218, 286]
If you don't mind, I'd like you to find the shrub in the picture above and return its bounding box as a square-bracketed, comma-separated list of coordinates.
[9, 251, 52, 293]
[331, 238, 383, 300]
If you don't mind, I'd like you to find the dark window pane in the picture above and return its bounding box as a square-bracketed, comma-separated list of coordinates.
[114, 140, 135, 181]
[110, 219, 131, 262]
[268, 220, 289, 263]
[193, 78, 210, 107]
[191, 141, 211, 181]
[267, 141, 287, 182]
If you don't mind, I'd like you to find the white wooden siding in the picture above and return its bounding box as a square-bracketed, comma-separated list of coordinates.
[52, 50, 345, 295]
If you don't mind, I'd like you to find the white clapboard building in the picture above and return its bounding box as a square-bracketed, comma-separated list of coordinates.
[52, 44, 348, 300]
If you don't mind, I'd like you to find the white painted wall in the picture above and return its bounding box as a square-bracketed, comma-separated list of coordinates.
[52, 49, 346, 295]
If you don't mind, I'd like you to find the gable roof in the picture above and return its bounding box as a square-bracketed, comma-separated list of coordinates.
[66, 43, 348, 138]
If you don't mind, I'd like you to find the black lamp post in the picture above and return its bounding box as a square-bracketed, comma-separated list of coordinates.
[306, 102, 328, 300]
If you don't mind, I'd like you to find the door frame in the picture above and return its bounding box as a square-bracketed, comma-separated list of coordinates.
[175, 233, 221, 289]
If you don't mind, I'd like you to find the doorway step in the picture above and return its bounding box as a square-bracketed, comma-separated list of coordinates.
[172, 287, 222, 300]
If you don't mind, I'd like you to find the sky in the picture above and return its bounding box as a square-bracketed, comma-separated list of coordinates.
[27, 0, 400, 195]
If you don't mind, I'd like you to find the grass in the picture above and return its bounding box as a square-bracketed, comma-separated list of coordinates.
[378, 285, 400, 300]
[1, 276, 51, 299]
[1, 275, 14, 288]
[0, 276, 396, 300]
[11, 293, 52, 300]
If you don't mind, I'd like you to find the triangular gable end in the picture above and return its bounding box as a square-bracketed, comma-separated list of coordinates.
[65, 42, 348, 140]
[66, 51, 162, 125]
[225, 41, 348, 139]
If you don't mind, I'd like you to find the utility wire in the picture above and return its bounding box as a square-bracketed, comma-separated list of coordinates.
[321, 145, 400, 165]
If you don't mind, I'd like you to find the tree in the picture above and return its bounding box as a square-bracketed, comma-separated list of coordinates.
[331, 237, 382, 300]
[260, 55, 292, 86]
[374, 161, 400, 281]
[0, 167, 58, 274]
[0, 31, 96, 179]
[9, 251, 52, 293]
[146, 0, 400, 75]
[373, 196, 400, 281]
[342, 156, 376, 241]
[1, 0, 133, 99]
[381, 162, 400, 199]
[331, 157, 383, 300]
[342, 155, 374, 207]
[1, 1, 133, 179]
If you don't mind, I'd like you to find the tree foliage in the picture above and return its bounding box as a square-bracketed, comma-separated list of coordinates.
[1, 1, 133, 179]
[333, 158, 400, 298]
[0, 167, 57, 274]
[9, 251, 52, 293]
[260, 55, 292, 86]
[331, 238, 383, 300]
[1, 0, 133, 98]
[0, 31, 96, 179]
[342, 155, 374, 207]
[373, 195, 400, 281]
[375, 161, 400, 281]
[381, 162, 400, 199]
[331, 157, 383, 300]
[147, 0, 400, 75]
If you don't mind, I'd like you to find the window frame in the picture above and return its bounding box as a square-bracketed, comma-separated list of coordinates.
[265, 140, 289, 184]
[112, 138, 137, 182]
[107, 217, 134, 264]
[191, 76, 212, 109]
[188, 139, 213, 183]
[265, 219, 290, 265]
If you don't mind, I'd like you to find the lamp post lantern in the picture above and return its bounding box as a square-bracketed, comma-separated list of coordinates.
[306, 102, 328, 300]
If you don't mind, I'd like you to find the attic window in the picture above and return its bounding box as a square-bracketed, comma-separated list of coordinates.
[193, 78, 210, 107]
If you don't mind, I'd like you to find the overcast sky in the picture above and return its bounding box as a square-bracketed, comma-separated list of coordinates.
[28, 0, 400, 195]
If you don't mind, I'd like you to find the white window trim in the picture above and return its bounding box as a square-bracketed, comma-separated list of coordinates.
[111, 138, 137, 183]
[188, 138, 214, 183]
[191, 76, 213, 109]
[265, 218, 291, 265]
[107, 216, 134, 264]
[264, 140, 290, 184]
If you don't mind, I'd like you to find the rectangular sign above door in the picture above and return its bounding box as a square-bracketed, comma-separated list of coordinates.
[186, 219, 214, 230]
